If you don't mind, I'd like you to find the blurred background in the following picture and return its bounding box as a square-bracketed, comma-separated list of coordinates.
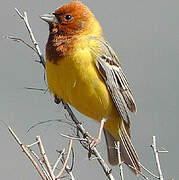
[0, 0, 178, 179]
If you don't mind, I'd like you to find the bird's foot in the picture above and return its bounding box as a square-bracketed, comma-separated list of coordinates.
[85, 132, 101, 149]
[84, 132, 101, 159]
[90, 137, 101, 149]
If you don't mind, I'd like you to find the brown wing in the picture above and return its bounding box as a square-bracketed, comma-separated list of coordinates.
[89, 37, 141, 174]
[90, 37, 136, 127]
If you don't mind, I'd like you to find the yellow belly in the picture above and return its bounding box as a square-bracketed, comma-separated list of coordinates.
[46, 48, 121, 139]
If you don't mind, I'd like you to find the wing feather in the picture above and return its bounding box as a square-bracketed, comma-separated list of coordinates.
[96, 56, 130, 126]
[89, 36, 136, 126]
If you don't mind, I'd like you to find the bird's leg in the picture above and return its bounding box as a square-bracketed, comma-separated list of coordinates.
[89, 118, 106, 148]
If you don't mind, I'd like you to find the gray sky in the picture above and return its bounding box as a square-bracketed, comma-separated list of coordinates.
[0, 0, 178, 179]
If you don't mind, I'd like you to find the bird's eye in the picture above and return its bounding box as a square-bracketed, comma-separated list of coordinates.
[65, 14, 72, 20]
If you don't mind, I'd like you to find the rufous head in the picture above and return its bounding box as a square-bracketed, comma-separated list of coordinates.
[40, 1, 102, 36]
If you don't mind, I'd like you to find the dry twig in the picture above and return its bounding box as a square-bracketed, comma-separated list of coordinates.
[9, 125, 75, 180]
[117, 141, 125, 180]
[151, 136, 165, 180]
[14, 8, 45, 68]
[56, 140, 73, 179]
[8, 126, 48, 180]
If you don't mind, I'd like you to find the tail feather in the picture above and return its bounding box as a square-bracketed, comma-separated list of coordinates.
[104, 129, 119, 166]
[104, 127, 141, 175]
[120, 125, 141, 174]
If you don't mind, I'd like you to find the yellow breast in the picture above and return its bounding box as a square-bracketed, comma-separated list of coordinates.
[46, 46, 116, 120]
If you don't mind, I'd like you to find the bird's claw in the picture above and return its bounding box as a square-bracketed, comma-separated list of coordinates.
[90, 137, 101, 149]
[88, 137, 101, 159]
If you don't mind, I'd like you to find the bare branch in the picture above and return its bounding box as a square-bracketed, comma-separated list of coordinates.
[52, 149, 65, 173]
[117, 141, 125, 180]
[56, 148, 75, 180]
[26, 141, 39, 148]
[157, 147, 168, 153]
[8, 126, 48, 180]
[14, 8, 24, 19]
[37, 136, 55, 180]
[14, 8, 45, 68]
[60, 133, 87, 141]
[63, 164, 76, 180]
[61, 147, 75, 178]
[29, 148, 51, 179]
[8, 124, 76, 180]
[151, 136, 164, 180]
[4, 35, 37, 52]
[56, 140, 73, 179]
[139, 162, 159, 179]
[127, 164, 149, 180]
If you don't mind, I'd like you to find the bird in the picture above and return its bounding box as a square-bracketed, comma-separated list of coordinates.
[40, 1, 141, 174]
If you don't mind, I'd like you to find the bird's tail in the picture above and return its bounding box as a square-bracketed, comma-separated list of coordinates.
[104, 125, 141, 175]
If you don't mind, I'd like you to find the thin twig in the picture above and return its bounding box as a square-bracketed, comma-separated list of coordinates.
[117, 141, 125, 180]
[139, 162, 159, 179]
[14, 8, 24, 19]
[127, 164, 149, 180]
[14, 8, 45, 68]
[60, 133, 87, 141]
[4, 36, 37, 52]
[37, 136, 55, 180]
[56, 140, 73, 179]
[63, 164, 75, 180]
[157, 147, 168, 153]
[29, 148, 51, 179]
[24, 87, 47, 92]
[52, 149, 65, 173]
[8, 126, 48, 180]
[151, 136, 164, 180]
[26, 141, 39, 148]
[61, 148, 75, 180]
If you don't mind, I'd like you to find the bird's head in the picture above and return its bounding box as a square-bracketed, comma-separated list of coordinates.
[40, 1, 102, 36]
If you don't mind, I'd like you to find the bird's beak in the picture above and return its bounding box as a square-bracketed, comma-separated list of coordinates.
[40, 13, 58, 23]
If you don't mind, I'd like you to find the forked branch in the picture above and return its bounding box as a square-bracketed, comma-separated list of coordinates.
[8, 126, 74, 180]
